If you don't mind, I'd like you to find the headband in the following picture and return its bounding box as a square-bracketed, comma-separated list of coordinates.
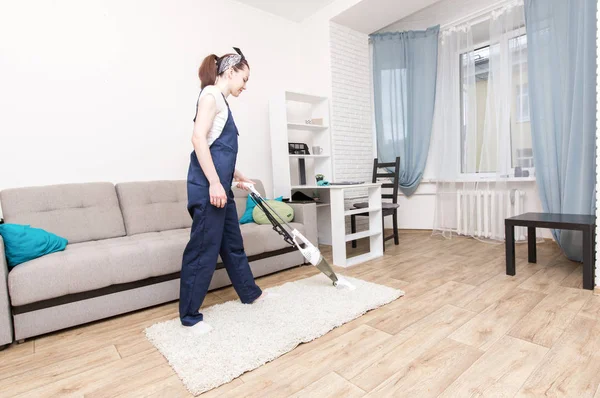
[217, 47, 246, 75]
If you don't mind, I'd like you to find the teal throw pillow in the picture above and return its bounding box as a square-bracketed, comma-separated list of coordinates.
[0, 223, 68, 268]
[240, 195, 283, 224]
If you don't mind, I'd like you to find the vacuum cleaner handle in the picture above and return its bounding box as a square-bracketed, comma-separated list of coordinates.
[229, 182, 342, 287]
[231, 181, 261, 197]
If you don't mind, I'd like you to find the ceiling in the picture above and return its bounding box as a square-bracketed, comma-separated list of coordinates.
[331, 0, 444, 34]
[232, 0, 446, 32]
[232, 0, 338, 22]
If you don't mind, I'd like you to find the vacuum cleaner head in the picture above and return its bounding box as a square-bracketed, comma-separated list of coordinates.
[316, 257, 356, 290]
[334, 276, 356, 290]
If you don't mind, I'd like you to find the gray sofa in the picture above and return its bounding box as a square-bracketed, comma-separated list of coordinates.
[0, 180, 316, 346]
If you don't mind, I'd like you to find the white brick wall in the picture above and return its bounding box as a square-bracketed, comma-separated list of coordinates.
[329, 22, 374, 233]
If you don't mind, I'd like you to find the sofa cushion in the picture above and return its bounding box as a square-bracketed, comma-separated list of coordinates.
[241, 195, 283, 224]
[8, 229, 188, 306]
[8, 222, 305, 306]
[116, 180, 268, 233]
[0, 183, 126, 244]
[253, 199, 293, 224]
[116, 180, 191, 235]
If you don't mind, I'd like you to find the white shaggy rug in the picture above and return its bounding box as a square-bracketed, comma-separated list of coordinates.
[145, 273, 404, 396]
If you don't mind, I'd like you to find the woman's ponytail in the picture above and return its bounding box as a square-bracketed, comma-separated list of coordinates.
[198, 54, 218, 89]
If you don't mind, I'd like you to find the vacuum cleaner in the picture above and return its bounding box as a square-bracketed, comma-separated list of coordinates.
[233, 182, 354, 290]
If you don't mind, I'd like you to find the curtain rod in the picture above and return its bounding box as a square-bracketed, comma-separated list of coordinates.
[440, 0, 521, 30]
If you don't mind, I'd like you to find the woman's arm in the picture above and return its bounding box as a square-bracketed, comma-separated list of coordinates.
[192, 94, 227, 208]
[233, 169, 255, 190]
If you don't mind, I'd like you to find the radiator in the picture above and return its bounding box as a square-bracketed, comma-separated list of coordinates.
[456, 189, 526, 240]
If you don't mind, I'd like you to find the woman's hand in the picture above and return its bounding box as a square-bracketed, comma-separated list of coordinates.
[210, 181, 227, 208]
[233, 170, 255, 191]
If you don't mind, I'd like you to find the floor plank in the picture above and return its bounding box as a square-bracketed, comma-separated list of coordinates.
[352, 304, 476, 392]
[86, 362, 176, 398]
[518, 256, 580, 294]
[365, 338, 483, 397]
[438, 335, 548, 397]
[0, 340, 34, 362]
[138, 375, 196, 398]
[2, 345, 121, 397]
[508, 286, 591, 347]
[367, 281, 476, 335]
[516, 315, 600, 397]
[456, 261, 545, 313]
[288, 372, 364, 398]
[448, 288, 546, 351]
[14, 348, 164, 397]
[561, 265, 584, 289]
[580, 294, 600, 320]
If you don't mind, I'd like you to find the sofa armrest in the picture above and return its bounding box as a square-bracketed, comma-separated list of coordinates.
[288, 203, 318, 246]
[0, 237, 13, 346]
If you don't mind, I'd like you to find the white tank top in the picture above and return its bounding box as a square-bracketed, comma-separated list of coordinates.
[198, 85, 228, 146]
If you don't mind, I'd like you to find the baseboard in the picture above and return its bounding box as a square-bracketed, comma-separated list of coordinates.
[594, 287, 600, 296]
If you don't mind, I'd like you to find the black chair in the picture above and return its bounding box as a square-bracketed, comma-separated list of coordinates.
[351, 157, 400, 251]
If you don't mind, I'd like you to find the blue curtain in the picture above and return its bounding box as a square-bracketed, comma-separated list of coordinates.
[525, 0, 597, 261]
[370, 26, 439, 196]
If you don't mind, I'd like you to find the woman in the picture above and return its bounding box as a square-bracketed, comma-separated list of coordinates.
[179, 48, 268, 334]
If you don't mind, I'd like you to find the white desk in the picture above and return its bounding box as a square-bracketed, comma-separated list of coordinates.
[291, 183, 383, 267]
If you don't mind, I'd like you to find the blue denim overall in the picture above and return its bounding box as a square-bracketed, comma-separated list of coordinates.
[179, 91, 262, 327]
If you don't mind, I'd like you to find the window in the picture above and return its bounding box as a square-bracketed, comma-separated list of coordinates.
[515, 83, 530, 122]
[459, 33, 534, 175]
[460, 46, 492, 174]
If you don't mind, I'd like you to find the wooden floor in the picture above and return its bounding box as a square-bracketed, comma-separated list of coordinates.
[1, 231, 599, 397]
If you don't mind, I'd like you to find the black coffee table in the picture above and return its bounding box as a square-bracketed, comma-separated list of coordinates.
[505, 212, 596, 290]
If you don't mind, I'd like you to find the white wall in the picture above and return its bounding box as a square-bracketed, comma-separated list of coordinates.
[290, 0, 364, 97]
[0, 0, 300, 216]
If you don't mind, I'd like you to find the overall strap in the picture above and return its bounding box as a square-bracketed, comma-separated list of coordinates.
[193, 90, 229, 122]
[221, 92, 229, 108]
[192, 89, 203, 123]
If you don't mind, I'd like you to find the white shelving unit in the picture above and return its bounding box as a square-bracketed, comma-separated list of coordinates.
[269, 92, 384, 267]
[269, 90, 333, 198]
[287, 123, 330, 131]
[328, 183, 383, 267]
[269, 91, 334, 245]
[288, 154, 330, 159]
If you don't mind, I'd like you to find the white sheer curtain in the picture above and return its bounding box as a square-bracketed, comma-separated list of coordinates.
[430, 24, 472, 239]
[432, 0, 532, 242]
